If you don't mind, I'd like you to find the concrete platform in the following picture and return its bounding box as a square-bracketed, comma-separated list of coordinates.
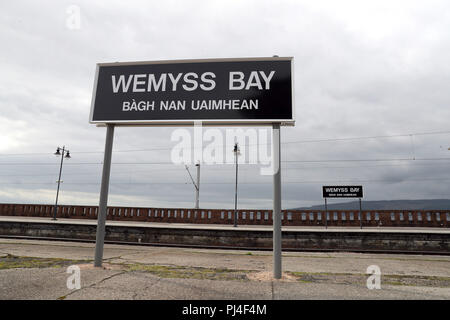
[0, 238, 449, 299]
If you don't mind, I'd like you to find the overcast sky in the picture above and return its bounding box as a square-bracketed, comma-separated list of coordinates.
[1, 0, 450, 210]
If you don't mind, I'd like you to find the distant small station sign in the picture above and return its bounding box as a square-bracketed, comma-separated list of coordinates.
[322, 186, 363, 198]
[89, 57, 294, 126]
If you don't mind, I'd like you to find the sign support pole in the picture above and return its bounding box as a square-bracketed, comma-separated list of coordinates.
[273, 123, 282, 279]
[234, 147, 238, 227]
[94, 124, 115, 267]
[324, 198, 328, 229]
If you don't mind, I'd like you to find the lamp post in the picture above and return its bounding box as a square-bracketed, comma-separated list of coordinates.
[233, 142, 240, 227]
[185, 162, 200, 209]
[53, 146, 71, 220]
[195, 162, 200, 209]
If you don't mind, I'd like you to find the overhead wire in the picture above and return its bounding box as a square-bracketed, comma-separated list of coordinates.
[3, 176, 450, 185]
[0, 130, 449, 156]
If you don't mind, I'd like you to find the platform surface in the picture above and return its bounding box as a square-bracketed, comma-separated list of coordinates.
[0, 238, 449, 300]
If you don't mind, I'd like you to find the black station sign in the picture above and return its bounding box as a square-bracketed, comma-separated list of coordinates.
[322, 186, 363, 198]
[89, 57, 294, 125]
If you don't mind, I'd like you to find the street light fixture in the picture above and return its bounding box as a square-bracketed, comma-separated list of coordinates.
[53, 146, 71, 220]
[233, 142, 240, 227]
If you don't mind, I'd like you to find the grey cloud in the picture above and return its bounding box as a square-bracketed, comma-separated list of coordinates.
[1, 0, 450, 210]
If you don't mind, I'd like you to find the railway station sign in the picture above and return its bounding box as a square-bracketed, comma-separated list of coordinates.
[91, 56, 294, 279]
[89, 57, 294, 126]
[322, 186, 363, 198]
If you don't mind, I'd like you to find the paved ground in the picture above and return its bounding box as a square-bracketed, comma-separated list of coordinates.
[0, 238, 449, 299]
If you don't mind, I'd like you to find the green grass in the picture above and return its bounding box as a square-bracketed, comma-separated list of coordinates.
[288, 271, 450, 288]
[123, 263, 250, 281]
[0, 254, 91, 270]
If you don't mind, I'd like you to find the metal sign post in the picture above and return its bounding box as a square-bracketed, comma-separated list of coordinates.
[273, 123, 282, 279]
[94, 124, 115, 267]
[324, 198, 328, 229]
[233, 143, 240, 227]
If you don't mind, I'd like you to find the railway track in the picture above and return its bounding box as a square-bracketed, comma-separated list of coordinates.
[1, 234, 449, 256]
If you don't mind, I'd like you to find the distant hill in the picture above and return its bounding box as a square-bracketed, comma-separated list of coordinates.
[293, 199, 450, 211]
